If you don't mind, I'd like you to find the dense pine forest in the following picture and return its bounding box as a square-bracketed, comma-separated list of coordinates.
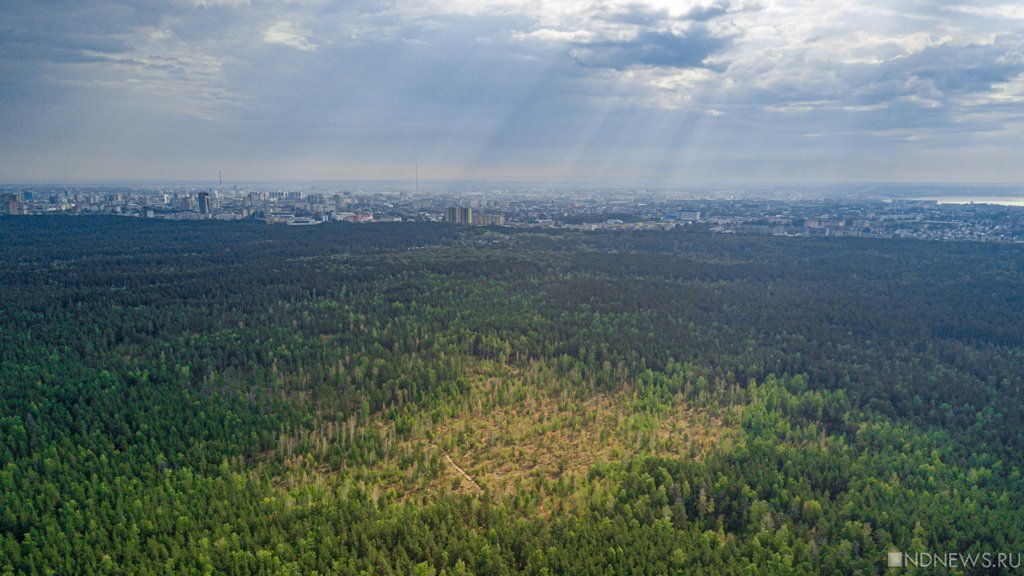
[1, 215, 1023, 575]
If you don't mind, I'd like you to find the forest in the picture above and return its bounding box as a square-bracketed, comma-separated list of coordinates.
[1, 215, 1022, 575]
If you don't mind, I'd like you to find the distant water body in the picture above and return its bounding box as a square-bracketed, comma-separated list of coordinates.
[910, 196, 1024, 207]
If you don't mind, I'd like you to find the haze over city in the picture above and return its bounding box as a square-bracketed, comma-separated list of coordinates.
[2, 0, 1024, 184]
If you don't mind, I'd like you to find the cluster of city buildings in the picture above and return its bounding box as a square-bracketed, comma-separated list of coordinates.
[2, 184, 1022, 243]
[444, 206, 505, 226]
[699, 198, 1024, 242]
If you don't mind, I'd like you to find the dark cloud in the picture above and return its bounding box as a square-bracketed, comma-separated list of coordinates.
[888, 37, 1024, 94]
[781, 34, 1024, 128]
[684, 2, 731, 21]
[733, 33, 1024, 117]
[567, 3, 735, 71]
[570, 28, 730, 70]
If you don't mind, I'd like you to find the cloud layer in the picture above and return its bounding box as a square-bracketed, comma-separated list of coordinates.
[1, 0, 1023, 182]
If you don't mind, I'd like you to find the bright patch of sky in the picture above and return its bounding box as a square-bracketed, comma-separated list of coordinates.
[1, 0, 1023, 183]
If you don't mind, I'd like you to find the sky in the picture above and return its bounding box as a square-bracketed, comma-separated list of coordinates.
[1, 0, 1023, 184]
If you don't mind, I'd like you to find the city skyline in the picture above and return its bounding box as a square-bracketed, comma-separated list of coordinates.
[2, 1, 1024, 184]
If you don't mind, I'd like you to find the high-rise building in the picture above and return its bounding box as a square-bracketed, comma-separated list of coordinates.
[198, 191, 210, 214]
[445, 206, 474, 224]
[2, 193, 21, 214]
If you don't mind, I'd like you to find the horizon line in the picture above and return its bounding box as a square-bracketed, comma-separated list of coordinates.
[2, 178, 1022, 189]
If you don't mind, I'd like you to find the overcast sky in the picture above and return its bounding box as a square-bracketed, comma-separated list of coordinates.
[2, 0, 1023, 184]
